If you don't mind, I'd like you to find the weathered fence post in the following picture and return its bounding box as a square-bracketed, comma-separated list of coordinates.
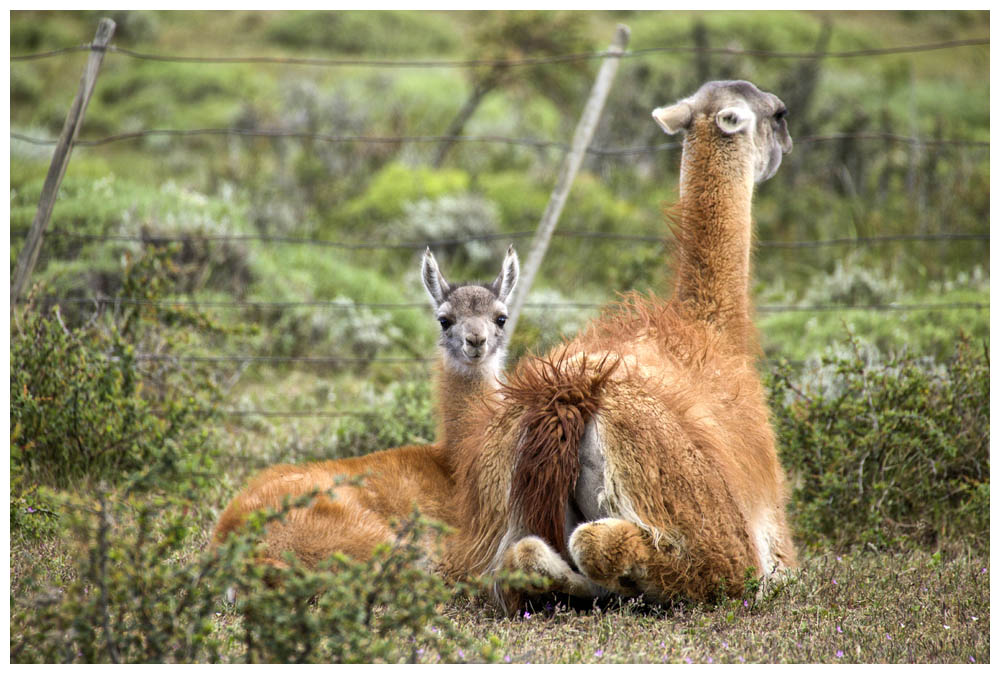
[505, 24, 630, 337]
[11, 17, 116, 305]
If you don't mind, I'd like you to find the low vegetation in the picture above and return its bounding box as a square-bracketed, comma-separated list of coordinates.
[10, 9, 989, 664]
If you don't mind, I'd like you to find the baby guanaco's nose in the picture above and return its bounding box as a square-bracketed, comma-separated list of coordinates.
[465, 334, 486, 348]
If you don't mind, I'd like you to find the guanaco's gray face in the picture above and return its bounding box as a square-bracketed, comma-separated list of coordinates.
[421, 246, 519, 377]
[651, 80, 792, 183]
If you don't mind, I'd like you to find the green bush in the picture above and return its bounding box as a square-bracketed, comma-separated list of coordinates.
[11, 492, 495, 663]
[265, 10, 458, 56]
[337, 162, 471, 227]
[10, 248, 221, 495]
[335, 378, 435, 457]
[770, 333, 989, 552]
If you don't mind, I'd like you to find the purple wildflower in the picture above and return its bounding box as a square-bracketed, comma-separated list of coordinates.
[685, 657, 693, 664]
[739, 656, 745, 663]
[707, 657, 713, 663]
[971, 657, 976, 663]
[504, 656, 511, 663]
[743, 600, 749, 607]
[26, 506, 36, 513]
[722, 642, 728, 649]
[458, 650, 464, 659]
[832, 579, 838, 585]
[836, 625, 843, 634]
[836, 650, 844, 658]
[523, 611, 531, 619]
[595, 649, 604, 657]
[836, 555, 842, 562]
[886, 634, 892, 641]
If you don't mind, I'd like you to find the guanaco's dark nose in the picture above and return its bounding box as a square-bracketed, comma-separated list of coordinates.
[466, 334, 486, 348]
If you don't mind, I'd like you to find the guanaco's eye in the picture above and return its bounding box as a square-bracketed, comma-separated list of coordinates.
[495, 315, 507, 328]
[774, 108, 787, 122]
[438, 317, 452, 331]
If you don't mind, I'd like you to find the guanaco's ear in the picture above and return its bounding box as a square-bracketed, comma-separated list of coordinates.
[714, 103, 754, 135]
[652, 102, 692, 134]
[491, 245, 519, 303]
[421, 248, 450, 307]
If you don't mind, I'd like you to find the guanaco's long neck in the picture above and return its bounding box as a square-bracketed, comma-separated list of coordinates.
[671, 118, 756, 345]
[434, 360, 501, 458]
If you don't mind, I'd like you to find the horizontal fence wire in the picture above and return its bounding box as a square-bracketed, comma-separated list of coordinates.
[22, 295, 989, 314]
[10, 38, 990, 65]
[9, 228, 990, 250]
[219, 408, 380, 418]
[9, 130, 990, 152]
[135, 353, 432, 365]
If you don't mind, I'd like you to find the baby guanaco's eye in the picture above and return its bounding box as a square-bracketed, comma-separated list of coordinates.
[774, 108, 787, 121]
[495, 315, 507, 328]
[438, 317, 453, 330]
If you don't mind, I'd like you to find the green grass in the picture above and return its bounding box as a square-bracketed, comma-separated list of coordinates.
[447, 549, 988, 664]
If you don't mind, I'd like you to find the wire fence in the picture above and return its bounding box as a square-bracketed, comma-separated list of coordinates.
[10, 37, 990, 65]
[10, 129, 990, 153]
[9, 227, 990, 251]
[11, 25, 991, 419]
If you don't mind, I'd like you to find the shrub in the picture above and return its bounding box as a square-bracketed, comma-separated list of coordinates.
[334, 378, 435, 457]
[265, 10, 458, 56]
[800, 257, 903, 307]
[391, 194, 501, 267]
[265, 297, 402, 365]
[338, 162, 471, 226]
[10, 247, 222, 496]
[770, 333, 989, 552]
[11, 492, 494, 663]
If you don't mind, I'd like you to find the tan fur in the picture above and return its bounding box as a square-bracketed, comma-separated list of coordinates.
[442, 81, 797, 608]
[212, 443, 459, 565]
[211, 250, 519, 572]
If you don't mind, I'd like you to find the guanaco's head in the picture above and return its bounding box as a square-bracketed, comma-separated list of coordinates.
[421, 245, 519, 378]
[651, 80, 792, 183]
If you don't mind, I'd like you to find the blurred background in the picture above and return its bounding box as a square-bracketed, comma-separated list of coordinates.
[10, 9, 989, 459]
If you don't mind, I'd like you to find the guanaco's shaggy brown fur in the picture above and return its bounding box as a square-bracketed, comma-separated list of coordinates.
[440, 80, 798, 608]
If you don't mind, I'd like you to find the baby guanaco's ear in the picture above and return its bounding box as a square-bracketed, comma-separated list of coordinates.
[421, 248, 450, 308]
[491, 245, 519, 304]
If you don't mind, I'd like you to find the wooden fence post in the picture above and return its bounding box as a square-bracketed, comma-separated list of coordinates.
[11, 17, 116, 305]
[505, 24, 630, 338]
